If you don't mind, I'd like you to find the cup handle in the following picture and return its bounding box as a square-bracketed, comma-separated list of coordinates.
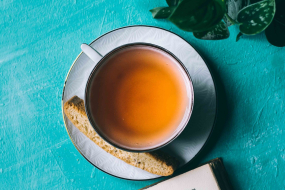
[81, 43, 103, 63]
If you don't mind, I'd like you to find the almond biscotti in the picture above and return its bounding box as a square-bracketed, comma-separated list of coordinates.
[63, 96, 179, 176]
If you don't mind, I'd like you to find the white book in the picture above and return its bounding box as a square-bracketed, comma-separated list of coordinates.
[141, 158, 232, 190]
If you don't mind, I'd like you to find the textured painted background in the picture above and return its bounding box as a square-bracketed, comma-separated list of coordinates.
[1, 0, 285, 189]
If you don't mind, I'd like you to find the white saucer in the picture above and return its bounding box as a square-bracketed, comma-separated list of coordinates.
[62, 26, 217, 180]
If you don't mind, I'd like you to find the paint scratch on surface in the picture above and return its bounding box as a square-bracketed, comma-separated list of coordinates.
[99, 9, 107, 35]
[49, 149, 69, 181]
[3, 139, 69, 171]
[48, 139, 69, 149]
[0, 49, 27, 64]
[90, 167, 96, 178]
[126, 13, 130, 25]
[38, 95, 49, 107]
[252, 97, 270, 129]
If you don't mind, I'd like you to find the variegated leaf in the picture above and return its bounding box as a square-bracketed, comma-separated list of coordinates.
[237, 0, 276, 35]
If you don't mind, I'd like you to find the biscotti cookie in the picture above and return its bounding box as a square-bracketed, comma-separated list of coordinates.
[63, 96, 179, 176]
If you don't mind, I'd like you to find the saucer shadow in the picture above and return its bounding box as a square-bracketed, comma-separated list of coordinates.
[161, 48, 230, 173]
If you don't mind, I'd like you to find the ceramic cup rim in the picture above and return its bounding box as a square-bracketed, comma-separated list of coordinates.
[84, 42, 194, 152]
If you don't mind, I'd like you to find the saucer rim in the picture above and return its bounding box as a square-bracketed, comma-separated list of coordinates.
[61, 25, 218, 181]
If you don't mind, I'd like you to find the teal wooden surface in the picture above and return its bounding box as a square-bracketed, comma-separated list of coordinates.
[1, 0, 285, 189]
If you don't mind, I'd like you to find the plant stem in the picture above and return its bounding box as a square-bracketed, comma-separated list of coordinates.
[225, 13, 239, 25]
[236, 32, 243, 42]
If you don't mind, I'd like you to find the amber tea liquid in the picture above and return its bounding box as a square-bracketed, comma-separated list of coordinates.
[88, 45, 191, 150]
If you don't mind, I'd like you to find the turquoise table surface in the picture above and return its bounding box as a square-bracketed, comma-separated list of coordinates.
[1, 0, 285, 189]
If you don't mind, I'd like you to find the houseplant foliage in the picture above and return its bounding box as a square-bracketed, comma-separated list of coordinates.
[150, 0, 285, 47]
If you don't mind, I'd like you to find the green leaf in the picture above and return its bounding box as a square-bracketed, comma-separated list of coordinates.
[236, 32, 243, 41]
[150, 7, 175, 19]
[193, 21, 230, 40]
[224, 0, 250, 26]
[237, 0, 276, 35]
[166, 0, 179, 6]
[168, 0, 226, 32]
[265, 0, 285, 47]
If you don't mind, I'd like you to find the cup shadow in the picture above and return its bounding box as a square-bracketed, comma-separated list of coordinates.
[184, 50, 229, 170]
[161, 47, 231, 174]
